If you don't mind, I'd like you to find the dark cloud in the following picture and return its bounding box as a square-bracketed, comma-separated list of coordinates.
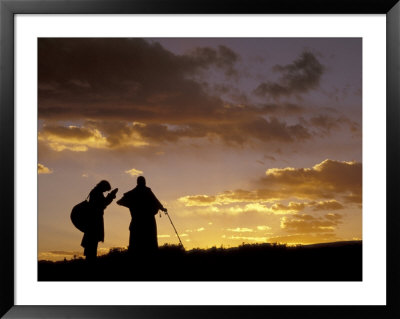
[38, 40, 353, 151]
[261, 103, 305, 115]
[189, 45, 240, 77]
[41, 125, 97, 140]
[254, 51, 324, 99]
[38, 38, 235, 121]
[309, 115, 341, 131]
[39, 116, 312, 152]
[309, 115, 361, 135]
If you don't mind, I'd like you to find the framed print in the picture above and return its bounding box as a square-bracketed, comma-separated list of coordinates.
[1, 0, 400, 318]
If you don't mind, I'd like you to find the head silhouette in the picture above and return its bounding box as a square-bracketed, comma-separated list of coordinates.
[137, 176, 146, 187]
[95, 180, 111, 192]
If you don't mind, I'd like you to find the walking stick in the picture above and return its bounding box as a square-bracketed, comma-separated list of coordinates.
[164, 211, 184, 248]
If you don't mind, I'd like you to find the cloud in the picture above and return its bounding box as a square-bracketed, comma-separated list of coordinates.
[257, 225, 272, 231]
[343, 193, 362, 204]
[272, 200, 344, 212]
[261, 103, 305, 115]
[280, 213, 343, 233]
[271, 202, 307, 213]
[309, 115, 341, 131]
[38, 125, 110, 152]
[262, 159, 362, 202]
[189, 45, 240, 77]
[39, 115, 313, 152]
[179, 190, 282, 208]
[226, 227, 254, 233]
[178, 159, 361, 215]
[38, 38, 236, 122]
[254, 51, 324, 98]
[38, 163, 53, 174]
[243, 203, 273, 213]
[179, 195, 217, 206]
[38, 39, 346, 152]
[125, 168, 143, 177]
[308, 115, 361, 135]
[38, 123, 150, 152]
[311, 200, 344, 211]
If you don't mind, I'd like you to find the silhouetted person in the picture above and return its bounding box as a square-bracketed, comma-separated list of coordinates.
[81, 180, 118, 263]
[117, 176, 167, 254]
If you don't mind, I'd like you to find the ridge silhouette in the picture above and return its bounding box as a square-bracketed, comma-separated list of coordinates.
[39, 241, 362, 281]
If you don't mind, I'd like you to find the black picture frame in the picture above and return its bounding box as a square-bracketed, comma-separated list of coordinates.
[1, 0, 399, 318]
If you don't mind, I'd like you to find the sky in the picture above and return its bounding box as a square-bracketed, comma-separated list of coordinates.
[38, 38, 362, 261]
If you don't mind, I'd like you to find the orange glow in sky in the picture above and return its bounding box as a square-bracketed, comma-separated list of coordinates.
[38, 38, 362, 261]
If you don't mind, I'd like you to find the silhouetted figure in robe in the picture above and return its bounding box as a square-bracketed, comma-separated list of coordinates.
[81, 180, 118, 263]
[117, 176, 167, 254]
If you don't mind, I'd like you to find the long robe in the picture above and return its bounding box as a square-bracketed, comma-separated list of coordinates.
[117, 185, 163, 253]
[81, 189, 113, 254]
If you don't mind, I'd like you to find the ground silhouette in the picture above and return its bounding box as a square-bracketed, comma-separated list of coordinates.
[38, 240, 362, 281]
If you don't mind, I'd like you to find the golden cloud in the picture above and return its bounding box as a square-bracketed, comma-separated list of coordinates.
[261, 159, 361, 202]
[179, 159, 360, 213]
[271, 202, 307, 213]
[280, 213, 343, 233]
[125, 168, 143, 177]
[38, 125, 108, 152]
[266, 159, 359, 185]
[38, 163, 53, 174]
[38, 123, 148, 152]
[272, 200, 344, 212]
[311, 200, 344, 211]
[178, 195, 217, 206]
[226, 227, 254, 233]
[179, 189, 282, 207]
[257, 225, 272, 231]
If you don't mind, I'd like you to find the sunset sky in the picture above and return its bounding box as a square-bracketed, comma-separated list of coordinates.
[38, 38, 362, 261]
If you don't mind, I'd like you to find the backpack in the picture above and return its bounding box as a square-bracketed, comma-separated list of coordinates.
[70, 196, 91, 232]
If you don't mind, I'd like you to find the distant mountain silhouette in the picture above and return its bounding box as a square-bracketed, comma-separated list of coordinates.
[38, 241, 362, 281]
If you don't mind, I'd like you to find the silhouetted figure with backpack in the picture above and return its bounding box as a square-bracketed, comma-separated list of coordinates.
[117, 176, 167, 255]
[81, 180, 118, 263]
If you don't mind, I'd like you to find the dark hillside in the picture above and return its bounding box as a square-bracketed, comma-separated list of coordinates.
[38, 241, 362, 281]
